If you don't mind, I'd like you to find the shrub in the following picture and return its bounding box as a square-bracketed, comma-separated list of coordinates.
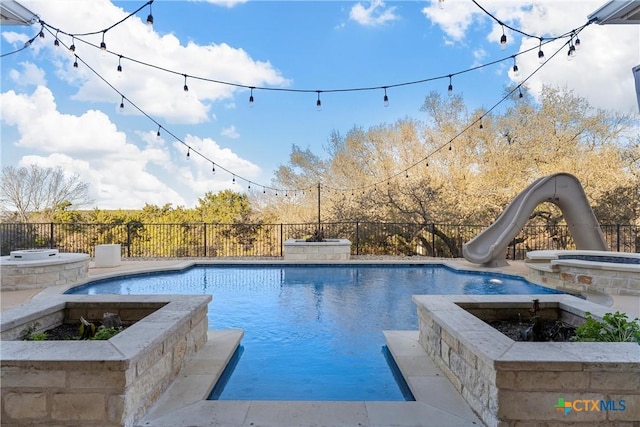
[572, 311, 640, 343]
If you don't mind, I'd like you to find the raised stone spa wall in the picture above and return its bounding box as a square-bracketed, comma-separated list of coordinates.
[0, 295, 210, 427]
[0, 254, 89, 291]
[526, 250, 640, 297]
[413, 295, 640, 427]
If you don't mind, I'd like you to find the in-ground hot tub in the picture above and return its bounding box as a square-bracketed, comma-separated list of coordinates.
[526, 250, 640, 297]
[0, 249, 89, 291]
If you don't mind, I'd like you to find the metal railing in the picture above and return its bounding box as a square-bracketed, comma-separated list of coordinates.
[1, 222, 637, 258]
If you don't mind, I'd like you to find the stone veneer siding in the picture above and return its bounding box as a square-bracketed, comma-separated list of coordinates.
[1, 295, 210, 427]
[283, 239, 351, 261]
[528, 262, 640, 297]
[1, 254, 89, 291]
[413, 295, 640, 427]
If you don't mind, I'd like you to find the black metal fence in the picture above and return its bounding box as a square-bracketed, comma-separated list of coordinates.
[0, 222, 637, 258]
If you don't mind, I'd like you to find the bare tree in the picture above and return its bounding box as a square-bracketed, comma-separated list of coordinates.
[0, 165, 93, 222]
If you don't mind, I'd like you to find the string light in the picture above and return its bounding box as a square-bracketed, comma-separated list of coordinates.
[69, 36, 75, 52]
[183, 74, 189, 92]
[119, 96, 124, 111]
[383, 87, 389, 107]
[54, 30, 59, 46]
[73, 55, 78, 68]
[567, 37, 576, 60]
[574, 36, 581, 49]
[100, 32, 107, 50]
[249, 87, 254, 107]
[156, 125, 161, 137]
[232, 175, 236, 184]
[39, 30, 45, 39]
[511, 56, 519, 77]
[186, 147, 190, 158]
[117, 55, 123, 72]
[316, 91, 322, 111]
[537, 38, 545, 63]
[500, 25, 507, 49]
[146, 1, 154, 26]
[31, 1, 591, 199]
[447, 75, 453, 95]
[212, 164, 216, 173]
[518, 87, 524, 98]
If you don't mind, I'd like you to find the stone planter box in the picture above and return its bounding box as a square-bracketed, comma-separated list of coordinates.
[413, 294, 640, 427]
[0, 294, 211, 427]
[283, 238, 351, 261]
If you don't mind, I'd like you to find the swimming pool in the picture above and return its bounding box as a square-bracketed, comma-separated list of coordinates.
[67, 264, 561, 401]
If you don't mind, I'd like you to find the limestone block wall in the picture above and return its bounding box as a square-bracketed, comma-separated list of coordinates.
[414, 295, 640, 427]
[0, 254, 89, 291]
[1, 295, 210, 427]
[283, 239, 351, 261]
[528, 263, 640, 296]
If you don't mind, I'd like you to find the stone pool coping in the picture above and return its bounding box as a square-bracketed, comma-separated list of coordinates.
[3, 258, 639, 426]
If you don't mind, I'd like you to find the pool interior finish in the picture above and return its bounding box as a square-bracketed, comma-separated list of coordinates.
[67, 264, 561, 401]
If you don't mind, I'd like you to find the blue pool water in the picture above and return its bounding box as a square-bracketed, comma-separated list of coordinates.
[67, 264, 561, 401]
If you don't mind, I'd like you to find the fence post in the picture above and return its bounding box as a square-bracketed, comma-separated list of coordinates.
[280, 224, 283, 257]
[203, 223, 207, 257]
[126, 223, 131, 258]
[616, 223, 621, 252]
[49, 223, 54, 248]
[355, 221, 359, 255]
[431, 223, 436, 257]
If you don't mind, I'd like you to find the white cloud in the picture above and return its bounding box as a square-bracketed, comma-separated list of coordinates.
[350, 0, 399, 27]
[422, 0, 640, 113]
[221, 125, 240, 139]
[17, 0, 290, 125]
[9, 62, 47, 86]
[172, 135, 261, 196]
[2, 31, 30, 45]
[197, 0, 248, 8]
[1, 86, 259, 209]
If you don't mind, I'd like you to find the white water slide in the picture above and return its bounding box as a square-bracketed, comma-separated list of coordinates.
[462, 173, 607, 267]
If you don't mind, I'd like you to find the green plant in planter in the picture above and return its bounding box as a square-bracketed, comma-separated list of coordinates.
[20, 322, 47, 341]
[572, 311, 640, 343]
[91, 326, 122, 340]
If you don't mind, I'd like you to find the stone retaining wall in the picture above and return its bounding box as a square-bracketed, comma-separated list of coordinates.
[413, 295, 640, 427]
[0, 295, 211, 426]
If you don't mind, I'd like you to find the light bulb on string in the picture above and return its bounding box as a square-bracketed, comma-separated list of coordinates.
[183, 74, 189, 92]
[511, 56, 519, 78]
[479, 119, 484, 129]
[232, 175, 236, 184]
[117, 55, 123, 73]
[69, 36, 75, 52]
[316, 91, 322, 111]
[249, 87, 254, 107]
[156, 125, 161, 138]
[73, 55, 78, 68]
[54, 31, 59, 46]
[100, 32, 107, 51]
[147, 2, 154, 26]
[263, 187, 266, 194]
[186, 147, 190, 158]
[405, 170, 409, 178]
[448, 141, 452, 151]
[537, 38, 545, 63]
[518, 87, 524, 99]
[248, 182, 251, 190]
[567, 39, 576, 60]
[383, 87, 389, 107]
[212, 164, 216, 174]
[119, 96, 125, 111]
[39, 29, 44, 39]
[500, 25, 507, 50]
[447, 75, 453, 95]
[574, 36, 581, 49]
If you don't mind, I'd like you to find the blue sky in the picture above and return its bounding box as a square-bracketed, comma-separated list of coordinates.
[1, 0, 638, 209]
